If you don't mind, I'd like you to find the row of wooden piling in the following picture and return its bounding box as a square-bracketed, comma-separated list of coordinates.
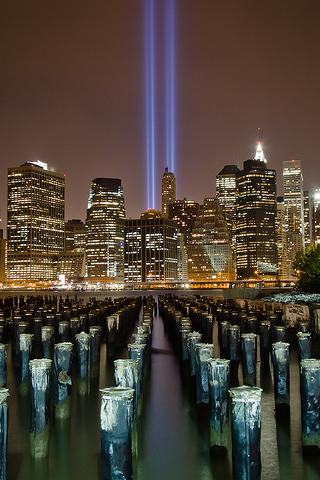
[100, 298, 154, 479]
[159, 295, 320, 479]
[0, 296, 143, 480]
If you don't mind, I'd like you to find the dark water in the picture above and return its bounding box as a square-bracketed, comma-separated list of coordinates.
[6, 309, 320, 479]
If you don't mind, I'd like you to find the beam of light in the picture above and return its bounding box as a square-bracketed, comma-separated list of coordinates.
[145, 0, 156, 209]
[165, 0, 176, 174]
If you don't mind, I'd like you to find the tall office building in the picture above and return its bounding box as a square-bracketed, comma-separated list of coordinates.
[168, 199, 200, 245]
[58, 219, 86, 280]
[276, 197, 289, 279]
[303, 191, 313, 247]
[161, 168, 176, 218]
[85, 178, 125, 281]
[236, 145, 277, 279]
[313, 188, 320, 244]
[283, 160, 304, 276]
[7, 161, 65, 282]
[65, 219, 86, 251]
[124, 213, 179, 284]
[0, 226, 6, 284]
[216, 165, 240, 232]
[188, 198, 233, 281]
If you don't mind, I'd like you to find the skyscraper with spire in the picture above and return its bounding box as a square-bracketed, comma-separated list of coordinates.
[161, 167, 176, 218]
[236, 142, 277, 279]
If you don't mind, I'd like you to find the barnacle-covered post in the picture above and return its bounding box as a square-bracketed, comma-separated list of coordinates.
[0, 388, 9, 480]
[100, 387, 134, 480]
[0, 345, 7, 387]
[219, 321, 230, 359]
[127, 343, 146, 402]
[228, 326, 240, 363]
[259, 321, 270, 359]
[228, 325, 241, 384]
[114, 359, 139, 412]
[41, 326, 54, 359]
[54, 343, 73, 419]
[300, 359, 320, 449]
[29, 359, 52, 458]
[187, 332, 202, 376]
[180, 326, 192, 362]
[89, 326, 102, 377]
[241, 334, 257, 387]
[76, 332, 90, 395]
[18, 333, 34, 395]
[58, 321, 69, 343]
[229, 386, 262, 480]
[207, 358, 230, 450]
[297, 332, 311, 362]
[274, 326, 286, 343]
[272, 342, 290, 409]
[195, 343, 214, 404]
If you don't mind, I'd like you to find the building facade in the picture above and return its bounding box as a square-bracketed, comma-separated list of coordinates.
[313, 188, 320, 244]
[161, 168, 176, 218]
[276, 197, 290, 279]
[7, 161, 65, 282]
[57, 219, 86, 280]
[0, 227, 6, 284]
[283, 160, 304, 277]
[303, 191, 313, 247]
[188, 198, 234, 281]
[168, 199, 200, 245]
[216, 165, 239, 233]
[236, 154, 277, 279]
[85, 178, 125, 282]
[65, 219, 86, 252]
[124, 213, 179, 284]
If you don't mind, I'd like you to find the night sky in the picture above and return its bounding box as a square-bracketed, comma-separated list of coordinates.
[1, 0, 320, 225]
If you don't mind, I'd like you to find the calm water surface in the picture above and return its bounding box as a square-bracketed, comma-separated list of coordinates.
[6, 308, 320, 479]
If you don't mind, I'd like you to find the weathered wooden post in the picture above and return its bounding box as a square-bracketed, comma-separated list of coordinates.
[29, 359, 52, 458]
[54, 342, 73, 418]
[100, 387, 134, 480]
[230, 386, 262, 480]
[0, 388, 9, 480]
[207, 358, 230, 451]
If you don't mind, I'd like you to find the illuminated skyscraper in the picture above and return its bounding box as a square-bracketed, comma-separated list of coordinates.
[276, 197, 289, 279]
[283, 160, 304, 276]
[216, 165, 240, 232]
[58, 219, 86, 280]
[161, 168, 176, 218]
[7, 161, 65, 282]
[85, 178, 125, 281]
[0, 226, 6, 284]
[124, 211, 179, 284]
[65, 219, 86, 252]
[313, 188, 320, 244]
[168, 199, 200, 244]
[188, 198, 234, 281]
[236, 145, 277, 279]
[303, 191, 313, 247]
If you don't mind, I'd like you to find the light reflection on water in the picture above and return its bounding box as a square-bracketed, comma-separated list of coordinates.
[6, 311, 320, 479]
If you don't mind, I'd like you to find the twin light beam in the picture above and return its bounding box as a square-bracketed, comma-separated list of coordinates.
[145, 0, 176, 209]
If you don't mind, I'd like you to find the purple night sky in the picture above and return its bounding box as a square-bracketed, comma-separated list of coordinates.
[0, 0, 319, 226]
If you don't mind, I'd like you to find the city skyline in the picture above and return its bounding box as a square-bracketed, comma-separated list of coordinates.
[0, 1, 320, 224]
